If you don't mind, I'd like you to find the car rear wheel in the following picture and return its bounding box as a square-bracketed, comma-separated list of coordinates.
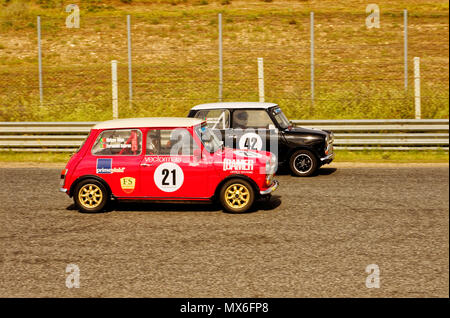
[289, 150, 318, 177]
[219, 179, 255, 213]
[74, 179, 108, 213]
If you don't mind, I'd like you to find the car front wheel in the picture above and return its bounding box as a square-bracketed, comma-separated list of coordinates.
[289, 150, 318, 177]
[219, 179, 255, 213]
[74, 179, 109, 213]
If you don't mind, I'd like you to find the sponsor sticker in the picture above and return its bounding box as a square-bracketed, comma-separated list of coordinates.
[96, 158, 112, 174]
[144, 156, 182, 164]
[96, 158, 125, 174]
[100, 137, 132, 149]
[120, 177, 136, 194]
[223, 158, 254, 172]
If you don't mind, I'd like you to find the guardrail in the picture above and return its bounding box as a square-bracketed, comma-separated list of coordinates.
[292, 119, 449, 150]
[0, 119, 448, 152]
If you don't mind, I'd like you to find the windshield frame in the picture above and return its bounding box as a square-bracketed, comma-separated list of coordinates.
[270, 107, 290, 130]
[194, 123, 223, 153]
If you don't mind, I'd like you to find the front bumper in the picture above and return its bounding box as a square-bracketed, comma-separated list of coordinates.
[260, 180, 279, 195]
[320, 152, 335, 164]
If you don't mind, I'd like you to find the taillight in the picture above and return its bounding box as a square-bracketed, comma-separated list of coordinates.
[60, 169, 68, 187]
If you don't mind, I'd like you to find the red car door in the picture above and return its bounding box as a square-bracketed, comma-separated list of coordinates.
[140, 127, 213, 199]
[90, 128, 144, 197]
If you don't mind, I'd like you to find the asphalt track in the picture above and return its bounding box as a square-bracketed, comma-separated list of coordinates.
[0, 163, 448, 297]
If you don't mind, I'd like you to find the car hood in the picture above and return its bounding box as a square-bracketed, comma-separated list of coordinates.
[284, 126, 329, 137]
[216, 147, 272, 162]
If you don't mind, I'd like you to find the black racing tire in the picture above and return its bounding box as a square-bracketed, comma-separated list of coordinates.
[74, 179, 109, 213]
[219, 179, 255, 213]
[289, 149, 319, 177]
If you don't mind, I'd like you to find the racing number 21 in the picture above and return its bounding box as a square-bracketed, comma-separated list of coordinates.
[161, 168, 176, 186]
[154, 162, 184, 192]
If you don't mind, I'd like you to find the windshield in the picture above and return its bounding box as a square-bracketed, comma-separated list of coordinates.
[194, 124, 223, 153]
[271, 107, 290, 129]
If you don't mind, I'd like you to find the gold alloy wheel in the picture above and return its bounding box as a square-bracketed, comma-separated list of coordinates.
[78, 184, 103, 209]
[224, 184, 250, 209]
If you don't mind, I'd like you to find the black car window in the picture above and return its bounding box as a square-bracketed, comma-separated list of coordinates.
[193, 109, 230, 130]
[232, 110, 273, 129]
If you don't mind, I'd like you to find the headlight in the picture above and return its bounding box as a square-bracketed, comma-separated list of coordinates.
[325, 133, 333, 155]
[265, 153, 277, 174]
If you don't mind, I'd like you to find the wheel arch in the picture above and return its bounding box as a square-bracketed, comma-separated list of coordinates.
[213, 174, 260, 202]
[69, 175, 112, 198]
[287, 145, 320, 162]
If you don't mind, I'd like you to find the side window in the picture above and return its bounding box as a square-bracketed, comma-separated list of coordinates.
[92, 129, 142, 156]
[193, 109, 230, 130]
[232, 110, 273, 129]
[147, 128, 198, 156]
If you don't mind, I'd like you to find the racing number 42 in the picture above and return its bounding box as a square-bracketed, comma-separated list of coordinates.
[244, 137, 258, 150]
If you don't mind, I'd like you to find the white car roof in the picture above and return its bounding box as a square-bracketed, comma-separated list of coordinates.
[93, 117, 204, 130]
[191, 102, 278, 111]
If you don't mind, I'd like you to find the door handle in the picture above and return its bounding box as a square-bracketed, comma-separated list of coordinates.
[140, 163, 153, 167]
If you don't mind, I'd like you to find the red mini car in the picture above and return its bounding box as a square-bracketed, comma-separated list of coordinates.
[60, 117, 278, 213]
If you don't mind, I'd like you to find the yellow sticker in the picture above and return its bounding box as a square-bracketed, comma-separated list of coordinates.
[120, 177, 136, 194]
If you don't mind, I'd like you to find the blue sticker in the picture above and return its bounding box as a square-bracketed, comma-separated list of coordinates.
[96, 158, 112, 174]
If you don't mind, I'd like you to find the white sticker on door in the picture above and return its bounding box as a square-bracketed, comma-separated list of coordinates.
[154, 162, 184, 192]
[234, 150, 263, 159]
[239, 132, 263, 151]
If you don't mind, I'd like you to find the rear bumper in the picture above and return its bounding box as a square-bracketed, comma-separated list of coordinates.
[260, 180, 279, 195]
[59, 188, 67, 193]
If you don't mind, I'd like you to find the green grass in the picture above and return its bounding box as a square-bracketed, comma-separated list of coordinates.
[335, 150, 449, 163]
[0, 0, 448, 121]
[0, 151, 73, 163]
[0, 150, 448, 164]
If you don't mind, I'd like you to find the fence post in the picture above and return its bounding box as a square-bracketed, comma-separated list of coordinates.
[257, 58, 264, 103]
[310, 12, 315, 106]
[127, 15, 133, 108]
[111, 60, 119, 119]
[37, 16, 43, 106]
[404, 9, 408, 91]
[414, 57, 421, 119]
[218, 13, 223, 102]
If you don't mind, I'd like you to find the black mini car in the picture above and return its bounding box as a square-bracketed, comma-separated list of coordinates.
[187, 102, 334, 177]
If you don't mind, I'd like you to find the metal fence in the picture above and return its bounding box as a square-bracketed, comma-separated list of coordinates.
[0, 119, 448, 152]
[0, 10, 448, 121]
